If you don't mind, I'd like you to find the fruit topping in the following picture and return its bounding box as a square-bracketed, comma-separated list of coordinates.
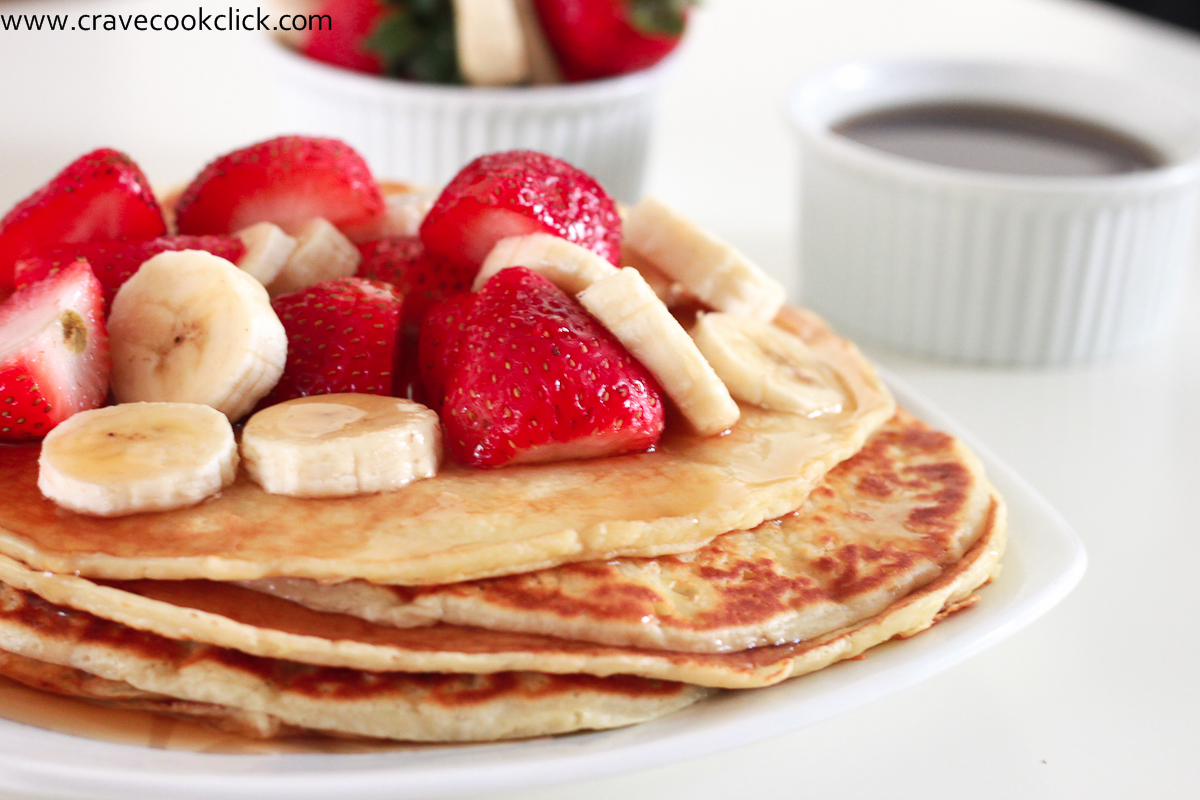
[357, 235, 472, 334]
[473, 232, 619, 294]
[265, 218, 361, 296]
[423, 266, 664, 467]
[261, 277, 404, 407]
[417, 290, 475, 409]
[173, 136, 386, 239]
[235, 222, 298, 286]
[419, 150, 622, 278]
[624, 196, 785, 321]
[0, 261, 110, 440]
[241, 393, 442, 497]
[37, 402, 238, 516]
[108, 250, 287, 421]
[14, 236, 246, 315]
[0, 148, 167, 292]
[534, 0, 695, 82]
[579, 267, 739, 436]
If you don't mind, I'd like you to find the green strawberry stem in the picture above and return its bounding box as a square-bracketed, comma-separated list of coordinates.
[365, 0, 462, 84]
[628, 0, 698, 37]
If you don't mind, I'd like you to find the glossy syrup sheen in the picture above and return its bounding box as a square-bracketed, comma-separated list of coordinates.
[834, 102, 1166, 177]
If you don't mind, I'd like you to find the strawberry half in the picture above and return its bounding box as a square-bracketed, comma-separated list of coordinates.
[173, 136, 386, 239]
[0, 261, 110, 440]
[0, 148, 167, 293]
[534, 0, 694, 81]
[260, 277, 403, 407]
[426, 267, 664, 468]
[418, 151, 622, 279]
[14, 235, 246, 315]
[418, 290, 477, 410]
[356, 236, 474, 334]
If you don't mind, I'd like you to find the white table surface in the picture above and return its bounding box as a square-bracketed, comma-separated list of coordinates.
[1, 0, 1198, 797]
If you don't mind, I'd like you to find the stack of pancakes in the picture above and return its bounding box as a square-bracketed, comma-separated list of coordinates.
[0, 308, 1005, 743]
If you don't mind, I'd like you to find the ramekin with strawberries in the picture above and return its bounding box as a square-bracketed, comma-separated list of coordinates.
[267, 0, 696, 201]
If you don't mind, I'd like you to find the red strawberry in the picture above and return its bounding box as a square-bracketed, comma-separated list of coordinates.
[0, 261, 109, 440]
[261, 277, 403, 407]
[419, 151, 622, 280]
[418, 290, 477, 409]
[14, 235, 246, 314]
[173, 136, 386, 239]
[303, 0, 386, 74]
[356, 236, 474, 333]
[428, 267, 664, 467]
[0, 148, 167, 292]
[534, 0, 694, 81]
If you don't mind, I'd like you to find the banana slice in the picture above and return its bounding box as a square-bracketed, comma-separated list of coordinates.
[624, 197, 786, 320]
[235, 221, 297, 286]
[38, 402, 238, 517]
[108, 250, 287, 421]
[241, 394, 443, 498]
[474, 233, 620, 293]
[453, 0, 530, 86]
[578, 268, 740, 437]
[691, 313, 845, 416]
[266, 218, 360, 296]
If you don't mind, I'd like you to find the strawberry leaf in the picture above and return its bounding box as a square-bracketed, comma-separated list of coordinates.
[627, 0, 697, 37]
[366, 0, 461, 84]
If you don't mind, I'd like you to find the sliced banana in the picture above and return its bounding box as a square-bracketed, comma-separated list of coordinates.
[512, 0, 562, 84]
[578, 268, 740, 437]
[624, 197, 786, 321]
[266, 218, 360, 296]
[474, 233, 620, 293]
[241, 394, 443, 498]
[453, 0, 530, 86]
[691, 313, 845, 416]
[108, 250, 287, 421]
[38, 402, 238, 517]
[235, 221, 297, 286]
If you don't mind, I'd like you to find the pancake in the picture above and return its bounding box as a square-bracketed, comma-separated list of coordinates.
[242, 410, 989, 652]
[0, 308, 894, 585]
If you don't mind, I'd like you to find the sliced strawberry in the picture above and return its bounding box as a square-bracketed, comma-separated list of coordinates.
[356, 236, 474, 334]
[430, 267, 664, 468]
[419, 151, 622, 279]
[0, 148, 166, 292]
[173, 136, 386, 239]
[534, 0, 693, 81]
[0, 261, 110, 440]
[261, 277, 403, 407]
[303, 0, 387, 74]
[418, 291, 478, 410]
[14, 235, 246, 315]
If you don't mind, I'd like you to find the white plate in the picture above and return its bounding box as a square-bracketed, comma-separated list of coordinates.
[0, 373, 1086, 800]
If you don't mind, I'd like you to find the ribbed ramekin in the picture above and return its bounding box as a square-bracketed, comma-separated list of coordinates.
[790, 60, 1200, 366]
[265, 39, 668, 202]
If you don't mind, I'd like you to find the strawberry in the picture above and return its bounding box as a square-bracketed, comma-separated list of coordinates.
[356, 236, 474, 333]
[426, 267, 664, 467]
[261, 277, 403, 407]
[14, 235, 246, 315]
[303, 0, 387, 74]
[418, 151, 622, 280]
[173, 136, 386, 239]
[418, 290, 476, 409]
[534, 0, 695, 81]
[0, 148, 167, 293]
[303, 0, 461, 83]
[0, 261, 110, 440]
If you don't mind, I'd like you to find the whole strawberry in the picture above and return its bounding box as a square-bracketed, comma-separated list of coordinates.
[356, 235, 472, 334]
[0, 148, 166, 293]
[419, 150, 622, 280]
[14, 236, 246, 315]
[535, 0, 695, 81]
[424, 267, 664, 467]
[0, 261, 109, 440]
[261, 277, 403, 407]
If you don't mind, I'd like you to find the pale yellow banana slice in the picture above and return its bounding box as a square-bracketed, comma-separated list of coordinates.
[578, 268, 740, 437]
[108, 250, 287, 421]
[266, 218, 360, 296]
[241, 394, 443, 498]
[691, 313, 845, 417]
[37, 402, 238, 517]
[235, 222, 297, 286]
[512, 0, 562, 84]
[624, 197, 786, 320]
[453, 0, 530, 86]
[474, 233, 620, 293]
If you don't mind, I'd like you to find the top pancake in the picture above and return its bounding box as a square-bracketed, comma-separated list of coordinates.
[0, 308, 894, 584]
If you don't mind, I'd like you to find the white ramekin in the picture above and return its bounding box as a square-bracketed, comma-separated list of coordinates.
[265, 38, 668, 202]
[789, 60, 1200, 366]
